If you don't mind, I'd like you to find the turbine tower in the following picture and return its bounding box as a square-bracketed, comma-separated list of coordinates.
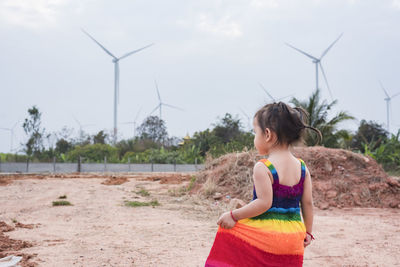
[149, 80, 183, 120]
[379, 81, 400, 132]
[82, 29, 153, 144]
[286, 33, 343, 100]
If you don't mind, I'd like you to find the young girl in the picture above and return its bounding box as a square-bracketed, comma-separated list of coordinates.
[205, 102, 321, 267]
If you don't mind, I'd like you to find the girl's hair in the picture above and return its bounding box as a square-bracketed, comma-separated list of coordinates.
[254, 102, 322, 146]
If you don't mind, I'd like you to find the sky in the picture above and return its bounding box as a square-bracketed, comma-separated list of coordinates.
[1, 0, 400, 153]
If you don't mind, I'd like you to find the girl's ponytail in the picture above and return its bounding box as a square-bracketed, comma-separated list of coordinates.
[293, 107, 323, 145]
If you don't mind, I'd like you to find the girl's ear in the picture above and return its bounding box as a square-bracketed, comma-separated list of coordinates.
[264, 128, 271, 141]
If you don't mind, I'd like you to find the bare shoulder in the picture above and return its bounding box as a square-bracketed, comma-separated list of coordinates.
[253, 161, 272, 181]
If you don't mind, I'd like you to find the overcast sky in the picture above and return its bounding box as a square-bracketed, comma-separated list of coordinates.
[1, 0, 400, 153]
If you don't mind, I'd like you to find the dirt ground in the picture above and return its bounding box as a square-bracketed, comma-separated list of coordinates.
[0, 174, 399, 266]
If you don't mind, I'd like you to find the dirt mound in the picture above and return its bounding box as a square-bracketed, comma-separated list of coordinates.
[195, 147, 400, 209]
[101, 177, 128, 185]
[0, 221, 36, 266]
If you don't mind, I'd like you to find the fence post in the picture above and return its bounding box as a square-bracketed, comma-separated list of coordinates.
[104, 156, 107, 173]
[128, 157, 131, 172]
[53, 157, 56, 173]
[77, 156, 81, 173]
[195, 158, 198, 171]
[174, 159, 176, 172]
[26, 158, 30, 173]
[0, 156, 2, 173]
[151, 158, 154, 172]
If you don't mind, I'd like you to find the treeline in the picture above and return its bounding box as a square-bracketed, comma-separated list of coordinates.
[1, 89, 399, 173]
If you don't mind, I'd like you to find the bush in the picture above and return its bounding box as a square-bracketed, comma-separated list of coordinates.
[66, 143, 119, 163]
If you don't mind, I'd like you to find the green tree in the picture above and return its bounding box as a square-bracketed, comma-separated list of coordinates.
[351, 120, 388, 152]
[66, 143, 119, 162]
[22, 106, 45, 157]
[93, 130, 108, 144]
[290, 89, 354, 147]
[137, 116, 168, 143]
[212, 113, 242, 143]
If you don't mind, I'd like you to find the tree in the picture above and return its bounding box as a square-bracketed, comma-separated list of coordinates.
[93, 130, 108, 144]
[351, 120, 388, 152]
[212, 113, 243, 143]
[22, 106, 45, 157]
[290, 89, 354, 147]
[137, 116, 168, 143]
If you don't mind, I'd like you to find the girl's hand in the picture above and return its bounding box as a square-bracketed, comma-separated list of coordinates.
[217, 211, 237, 229]
[304, 232, 313, 247]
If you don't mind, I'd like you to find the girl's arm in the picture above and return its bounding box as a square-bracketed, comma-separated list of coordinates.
[217, 162, 272, 228]
[231, 162, 273, 220]
[301, 167, 314, 237]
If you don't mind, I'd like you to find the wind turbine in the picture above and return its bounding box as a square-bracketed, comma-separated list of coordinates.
[258, 83, 294, 102]
[149, 80, 184, 120]
[82, 29, 153, 144]
[0, 121, 18, 152]
[72, 115, 95, 140]
[286, 33, 343, 100]
[239, 107, 252, 132]
[121, 107, 142, 138]
[379, 80, 400, 132]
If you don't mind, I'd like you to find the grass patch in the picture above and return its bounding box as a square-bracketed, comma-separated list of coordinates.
[124, 200, 160, 207]
[12, 218, 17, 223]
[168, 175, 197, 197]
[52, 200, 72, 206]
[58, 195, 67, 199]
[136, 189, 150, 197]
[187, 176, 196, 191]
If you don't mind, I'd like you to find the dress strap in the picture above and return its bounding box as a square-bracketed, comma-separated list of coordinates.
[258, 159, 279, 184]
[299, 158, 306, 183]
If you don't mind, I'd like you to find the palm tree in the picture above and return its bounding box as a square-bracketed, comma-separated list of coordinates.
[290, 88, 355, 147]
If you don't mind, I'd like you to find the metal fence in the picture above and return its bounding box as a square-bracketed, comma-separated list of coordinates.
[0, 161, 204, 173]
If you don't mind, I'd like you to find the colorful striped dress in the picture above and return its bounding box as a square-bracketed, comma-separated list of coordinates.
[205, 158, 307, 267]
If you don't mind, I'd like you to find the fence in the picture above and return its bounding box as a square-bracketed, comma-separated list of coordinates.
[0, 157, 204, 173]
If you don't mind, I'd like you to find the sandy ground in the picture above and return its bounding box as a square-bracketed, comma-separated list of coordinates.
[0, 175, 399, 267]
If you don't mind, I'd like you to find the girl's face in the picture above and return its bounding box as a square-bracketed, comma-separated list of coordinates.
[253, 117, 274, 155]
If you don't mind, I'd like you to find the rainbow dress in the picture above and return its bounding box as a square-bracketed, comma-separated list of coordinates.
[205, 158, 307, 267]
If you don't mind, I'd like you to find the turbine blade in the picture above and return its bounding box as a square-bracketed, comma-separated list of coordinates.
[11, 121, 18, 130]
[379, 80, 390, 98]
[163, 103, 184, 111]
[154, 80, 161, 102]
[391, 91, 400, 99]
[239, 107, 250, 120]
[285, 43, 318, 61]
[149, 104, 160, 115]
[320, 33, 343, 59]
[72, 115, 81, 127]
[0, 127, 11, 131]
[319, 62, 334, 100]
[276, 94, 294, 102]
[118, 43, 154, 60]
[258, 82, 276, 102]
[134, 107, 142, 122]
[81, 28, 117, 59]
